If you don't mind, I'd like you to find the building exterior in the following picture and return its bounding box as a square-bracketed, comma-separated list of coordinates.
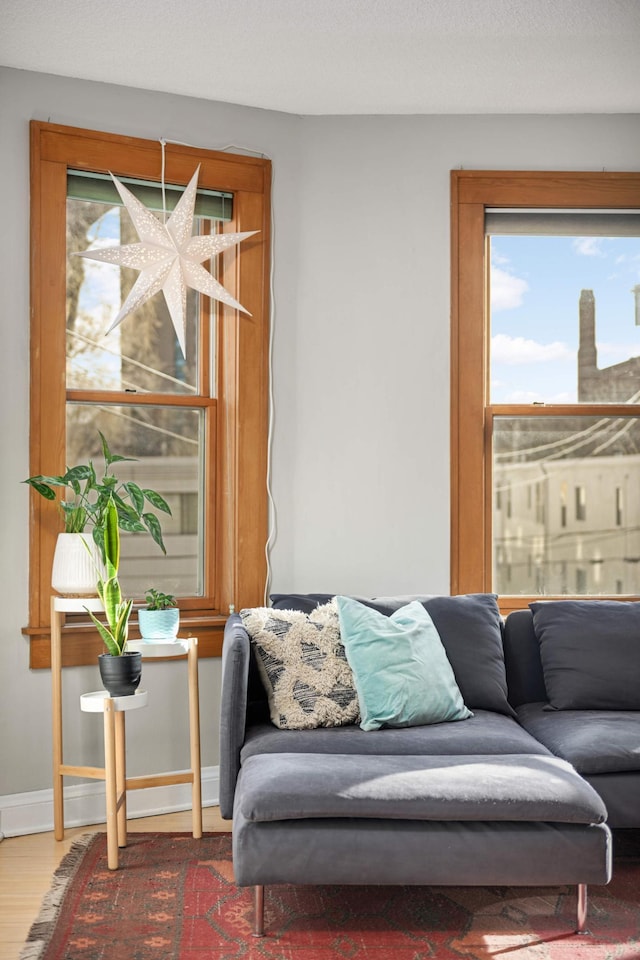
[495, 289, 640, 595]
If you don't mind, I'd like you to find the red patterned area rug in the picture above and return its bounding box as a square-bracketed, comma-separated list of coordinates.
[20, 831, 640, 960]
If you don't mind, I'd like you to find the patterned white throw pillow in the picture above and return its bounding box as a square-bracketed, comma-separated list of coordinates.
[240, 599, 360, 729]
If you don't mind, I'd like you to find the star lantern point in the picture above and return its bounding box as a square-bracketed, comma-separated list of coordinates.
[75, 166, 257, 357]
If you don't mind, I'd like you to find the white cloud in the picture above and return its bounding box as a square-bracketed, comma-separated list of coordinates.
[491, 333, 572, 366]
[572, 237, 605, 257]
[490, 265, 529, 311]
[597, 341, 640, 361]
[499, 389, 541, 403]
[500, 388, 573, 403]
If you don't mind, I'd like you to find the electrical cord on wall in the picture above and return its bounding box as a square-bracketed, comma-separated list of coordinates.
[160, 136, 277, 609]
[263, 200, 277, 606]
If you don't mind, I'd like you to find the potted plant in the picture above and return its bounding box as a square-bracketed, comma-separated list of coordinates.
[23, 431, 171, 596]
[86, 496, 141, 697]
[138, 588, 180, 642]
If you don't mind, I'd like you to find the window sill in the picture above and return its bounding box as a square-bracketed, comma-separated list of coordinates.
[24, 613, 229, 668]
[497, 595, 640, 617]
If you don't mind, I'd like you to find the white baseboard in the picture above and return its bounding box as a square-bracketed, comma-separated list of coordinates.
[0, 765, 220, 838]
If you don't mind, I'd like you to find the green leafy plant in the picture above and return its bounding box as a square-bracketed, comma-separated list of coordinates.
[144, 588, 177, 610]
[23, 431, 172, 558]
[85, 497, 132, 656]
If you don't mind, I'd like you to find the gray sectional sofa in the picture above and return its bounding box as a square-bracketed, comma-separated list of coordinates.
[504, 603, 640, 828]
[220, 593, 640, 937]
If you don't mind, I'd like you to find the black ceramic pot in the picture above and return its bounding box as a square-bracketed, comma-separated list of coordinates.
[98, 651, 142, 697]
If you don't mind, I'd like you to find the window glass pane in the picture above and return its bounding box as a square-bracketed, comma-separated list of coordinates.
[66, 403, 205, 598]
[489, 234, 640, 403]
[66, 190, 221, 395]
[493, 416, 640, 596]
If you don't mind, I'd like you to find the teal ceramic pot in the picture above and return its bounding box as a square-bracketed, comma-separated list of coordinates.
[138, 607, 180, 641]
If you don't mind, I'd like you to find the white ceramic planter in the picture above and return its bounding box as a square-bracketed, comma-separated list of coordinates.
[51, 533, 104, 597]
[138, 607, 180, 641]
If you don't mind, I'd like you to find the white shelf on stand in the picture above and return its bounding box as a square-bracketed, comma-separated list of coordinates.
[80, 689, 149, 712]
[53, 595, 104, 613]
[128, 639, 189, 658]
[50, 595, 202, 870]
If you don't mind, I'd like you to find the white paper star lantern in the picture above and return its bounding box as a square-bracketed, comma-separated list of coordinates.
[75, 166, 257, 357]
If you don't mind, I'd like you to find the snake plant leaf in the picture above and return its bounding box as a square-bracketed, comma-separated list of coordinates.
[86, 609, 120, 657]
[102, 576, 123, 630]
[116, 599, 134, 651]
[103, 498, 120, 573]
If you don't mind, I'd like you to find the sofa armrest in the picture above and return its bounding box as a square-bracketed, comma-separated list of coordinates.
[219, 613, 252, 819]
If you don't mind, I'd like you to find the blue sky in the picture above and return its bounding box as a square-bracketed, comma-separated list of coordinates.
[490, 235, 640, 403]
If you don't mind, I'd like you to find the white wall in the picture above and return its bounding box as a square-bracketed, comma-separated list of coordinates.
[0, 67, 301, 805]
[1, 65, 639, 809]
[290, 114, 640, 594]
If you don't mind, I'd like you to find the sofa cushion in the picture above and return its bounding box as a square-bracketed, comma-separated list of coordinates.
[582, 773, 640, 829]
[237, 752, 607, 824]
[530, 599, 640, 710]
[502, 609, 548, 707]
[517, 701, 640, 775]
[241, 709, 552, 762]
[240, 601, 359, 730]
[335, 597, 472, 730]
[271, 593, 344, 614]
[272, 592, 515, 717]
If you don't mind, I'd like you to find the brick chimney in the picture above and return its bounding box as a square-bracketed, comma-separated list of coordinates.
[633, 284, 640, 326]
[578, 289, 598, 401]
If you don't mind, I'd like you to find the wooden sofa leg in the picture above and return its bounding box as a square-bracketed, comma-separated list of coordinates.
[252, 885, 265, 937]
[576, 884, 588, 934]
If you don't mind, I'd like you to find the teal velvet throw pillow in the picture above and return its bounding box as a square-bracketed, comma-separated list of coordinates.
[335, 596, 472, 731]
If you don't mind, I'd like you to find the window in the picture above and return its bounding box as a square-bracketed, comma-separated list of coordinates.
[560, 483, 568, 528]
[615, 487, 624, 527]
[451, 170, 640, 613]
[65, 169, 230, 599]
[26, 122, 271, 666]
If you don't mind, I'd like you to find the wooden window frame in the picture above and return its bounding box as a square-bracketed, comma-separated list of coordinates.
[26, 122, 271, 666]
[450, 169, 640, 614]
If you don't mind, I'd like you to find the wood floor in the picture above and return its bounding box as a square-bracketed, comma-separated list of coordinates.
[0, 806, 228, 960]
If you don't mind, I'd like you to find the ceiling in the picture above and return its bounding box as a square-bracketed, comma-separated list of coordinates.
[3, 0, 640, 116]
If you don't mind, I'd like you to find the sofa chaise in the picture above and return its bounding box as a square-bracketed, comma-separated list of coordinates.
[219, 593, 639, 937]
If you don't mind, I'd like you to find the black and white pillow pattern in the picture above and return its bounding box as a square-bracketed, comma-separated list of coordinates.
[240, 599, 360, 729]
